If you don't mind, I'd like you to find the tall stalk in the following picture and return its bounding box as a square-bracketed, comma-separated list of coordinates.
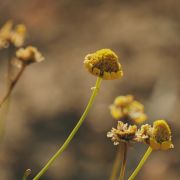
[119, 143, 128, 180]
[128, 147, 152, 180]
[33, 77, 102, 180]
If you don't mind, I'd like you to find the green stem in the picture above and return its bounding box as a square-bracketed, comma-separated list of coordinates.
[128, 147, 153, 180]
[119, 143, 128, 180]
[109, 144, 123, 180]
[33, 77, 102, 180]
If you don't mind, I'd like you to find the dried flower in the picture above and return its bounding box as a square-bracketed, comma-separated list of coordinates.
[14, 46, 44, 66]
[107, 121, 137, 145]
[0, 21, 26, 49]
[110, 95, 147, 124]
[135, 124, 153, 143]
[84, 49, 123, 80]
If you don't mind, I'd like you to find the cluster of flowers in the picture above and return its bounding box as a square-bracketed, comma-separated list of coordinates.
[0, 20, 44, 67]
[0, 21, 44, 107]
[107, 95, 174, 151]
[83, 48, 174, 151]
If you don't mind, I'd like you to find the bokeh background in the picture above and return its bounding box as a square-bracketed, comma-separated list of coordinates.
[0, 0, 180, 179]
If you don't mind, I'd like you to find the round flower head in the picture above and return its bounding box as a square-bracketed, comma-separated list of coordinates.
[15, 46, 44, 66]
[84, 49, 123, 80]
[150, 120, 174, 150]
[107, 121, 137, 145]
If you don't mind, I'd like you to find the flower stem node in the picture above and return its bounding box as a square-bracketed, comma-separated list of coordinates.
[84, 49, 123, 80]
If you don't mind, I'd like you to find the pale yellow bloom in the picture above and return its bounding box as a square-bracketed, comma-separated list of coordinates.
[15, 46, 44, 66]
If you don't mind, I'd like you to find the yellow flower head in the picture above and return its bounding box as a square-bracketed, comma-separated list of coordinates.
[107, 121, 137, 145]
[15, 46, 44, 66]
[150, 120, 174, 150]
[84, 49, 123, 80]
[110, 95, 147, 124]
[0, 21, 26, 48]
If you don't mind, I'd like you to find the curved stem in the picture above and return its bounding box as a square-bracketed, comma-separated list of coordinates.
[109, 144, 123, 180]
[0, 64, 26, 108]
[128, 147, 153, 180]
[119, 143, 128, 180]
[33, 77, 102, 180]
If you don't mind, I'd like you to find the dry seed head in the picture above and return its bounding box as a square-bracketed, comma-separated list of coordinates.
[107, 121, 137, 145]
[135, 124, 153, 143]
[84, 49, 123, 80]
[16, 46, 44, 65]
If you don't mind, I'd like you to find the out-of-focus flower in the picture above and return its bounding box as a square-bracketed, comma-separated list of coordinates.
[84, 49, 123, 80]
[110, 95, 147, 124]
[14, 46, 44, 66]
[0, 20, 26, 49]
[107, 121, 137, 145]
[11, 24, 26, 47]
[136, 120, 174, 150]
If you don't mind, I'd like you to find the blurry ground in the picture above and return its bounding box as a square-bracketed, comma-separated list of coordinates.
[0, 0, 180, 179]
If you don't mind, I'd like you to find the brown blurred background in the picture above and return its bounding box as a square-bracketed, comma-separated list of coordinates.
[0, 0, 180, 179]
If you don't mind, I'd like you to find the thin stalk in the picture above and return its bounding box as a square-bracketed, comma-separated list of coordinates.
[0, 47, 13, 140]
[109, 144, 123, 180]
[128, 147, 153, 180]
[119, 143, 128, 180]
[33, 77, 102, 180]
[0, 64, 26, 108]
[7, 46, 13, 87]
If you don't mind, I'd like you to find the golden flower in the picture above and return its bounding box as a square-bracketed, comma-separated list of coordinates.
[110, 95, 147, 124]
[0, 21, 26, 49]
[149, 120, 174, 150]
[15, 46, 44, 66]
[84, 49, 123, 80]
[107, 121, 137, 145]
